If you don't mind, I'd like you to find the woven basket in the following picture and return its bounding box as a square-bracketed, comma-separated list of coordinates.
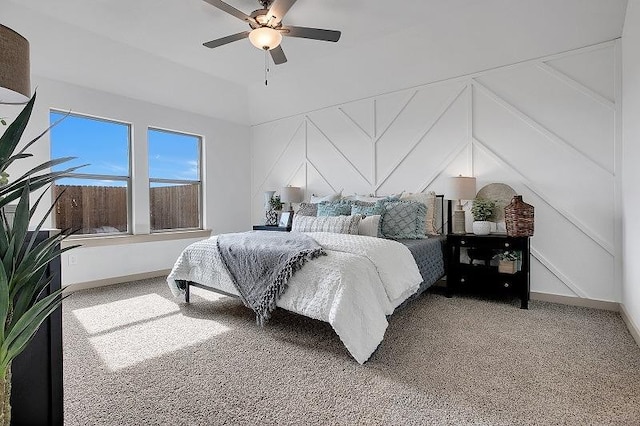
[505, 195, 534, 237]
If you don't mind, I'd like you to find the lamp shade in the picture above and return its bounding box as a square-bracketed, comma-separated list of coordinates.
[281, 186, 303, 203]
[0, 24, 30, 104]
[249, 27, 283, 50]
[447, 176, 476, 200]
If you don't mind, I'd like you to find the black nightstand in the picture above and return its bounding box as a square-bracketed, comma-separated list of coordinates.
[446, 233, 530, 309]
[252, 225, 291, 232]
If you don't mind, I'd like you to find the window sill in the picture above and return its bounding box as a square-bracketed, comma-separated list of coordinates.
[61, 229, 212, 249]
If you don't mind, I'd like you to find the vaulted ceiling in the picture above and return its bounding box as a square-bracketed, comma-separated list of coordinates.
[2, 0, 629, 124]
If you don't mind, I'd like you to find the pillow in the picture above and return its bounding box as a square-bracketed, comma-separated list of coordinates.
[379, 200, 427, 239]
[292, 214, 361, 235]
[358, 215, 381, 237]
[317, 200, 353, 216]
[400, 191, 438, 234]
[355, 192, 403, 203]
[351, 201, 384, 217]
[310, 191, 342, 204]
[296, 202, 318, 217]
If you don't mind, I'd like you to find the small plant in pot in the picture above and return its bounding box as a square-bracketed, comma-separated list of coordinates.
[471, 198, 495, 235]
[498, 250, 520, 274]
[265, 195, 283, 226]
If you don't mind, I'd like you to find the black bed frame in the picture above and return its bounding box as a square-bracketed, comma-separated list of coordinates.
[179, 194, 450, 303]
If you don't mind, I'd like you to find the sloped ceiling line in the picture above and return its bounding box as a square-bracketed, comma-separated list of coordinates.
[472, 80, 614, 177]
[306, 116, 372, 186]
[250, 119, 305, 199]
[375, 84, 467, 191]
[536, 62, 615, 109]
[473, 137, 615, 256]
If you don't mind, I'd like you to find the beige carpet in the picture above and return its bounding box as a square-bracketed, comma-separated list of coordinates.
[62, 277, 640, 425]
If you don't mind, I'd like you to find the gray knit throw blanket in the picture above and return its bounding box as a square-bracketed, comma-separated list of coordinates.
[217, 231, 326, 326]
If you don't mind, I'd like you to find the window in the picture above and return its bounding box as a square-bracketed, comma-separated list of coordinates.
[148, 128, 201, 231]
[50, 111, 131, 235]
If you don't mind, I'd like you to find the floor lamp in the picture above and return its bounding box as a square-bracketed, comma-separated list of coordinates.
[447, 176, 476, 234]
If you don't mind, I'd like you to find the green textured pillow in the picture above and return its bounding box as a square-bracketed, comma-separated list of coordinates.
[351, 201, 384, 217]
[379, 200, 427, 239]
[317, 200, 353, 216]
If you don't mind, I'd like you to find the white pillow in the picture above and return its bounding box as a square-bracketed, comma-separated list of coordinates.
[358, 215, 381, 237]
[400, 191, 438, 235]
[310, 191, 342, 204]
[292, 214, 361, 234]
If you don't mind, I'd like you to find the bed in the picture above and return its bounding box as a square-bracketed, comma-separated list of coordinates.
[167, 195, 447, 364]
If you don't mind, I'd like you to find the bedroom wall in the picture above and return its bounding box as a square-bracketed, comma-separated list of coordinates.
[250, 42, 622, 303]
[0, 76, 251, 287]
[622, 0, 640, 335]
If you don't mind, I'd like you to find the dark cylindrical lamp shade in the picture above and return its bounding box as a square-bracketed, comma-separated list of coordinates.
[0, 24, 31, 104]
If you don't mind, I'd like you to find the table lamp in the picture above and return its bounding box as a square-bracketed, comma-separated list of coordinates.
[281, 186, 303, 212]
[447, 176, 476, 234]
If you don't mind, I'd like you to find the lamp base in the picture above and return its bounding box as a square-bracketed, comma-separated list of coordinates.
[452, 210, 466, 234]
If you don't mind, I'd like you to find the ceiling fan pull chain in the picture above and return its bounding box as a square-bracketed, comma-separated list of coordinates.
[264, 48, 270, 86]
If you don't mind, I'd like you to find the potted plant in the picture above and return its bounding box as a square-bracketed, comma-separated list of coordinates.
[471, 198, 495, 235]
[498, 250, 520, 274]
[265, 194, 283, 226]
[0, 94, 80, 424]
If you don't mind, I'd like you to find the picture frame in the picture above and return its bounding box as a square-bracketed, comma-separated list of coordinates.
[279, 211, 292, 228]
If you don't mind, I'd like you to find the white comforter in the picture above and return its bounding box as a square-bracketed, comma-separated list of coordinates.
[167, 232, 423, 364]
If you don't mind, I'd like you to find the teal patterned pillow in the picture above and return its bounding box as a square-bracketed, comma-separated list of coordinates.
[317, 200, 353, 216]
[380, 200, 427, 239]
[351, 201, 384, 217]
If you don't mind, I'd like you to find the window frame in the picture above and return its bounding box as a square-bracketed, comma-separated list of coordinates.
[49, 109, 133, 236]
[147, 126, 203, 233]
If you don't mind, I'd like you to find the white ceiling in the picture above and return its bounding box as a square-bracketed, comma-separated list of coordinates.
[2, 0, 630, 124]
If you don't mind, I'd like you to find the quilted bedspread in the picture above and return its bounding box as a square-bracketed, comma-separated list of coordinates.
[167, 232, 423, 364]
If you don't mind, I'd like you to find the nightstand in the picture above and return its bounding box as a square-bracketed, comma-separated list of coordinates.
[252, 225, 291, 232]
[446, 233, 530, 309]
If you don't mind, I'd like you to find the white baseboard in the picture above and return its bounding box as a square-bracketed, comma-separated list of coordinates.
[63, 269, 171, 293]
[530, 292, 619, 311]
[620, 304, 640, 348]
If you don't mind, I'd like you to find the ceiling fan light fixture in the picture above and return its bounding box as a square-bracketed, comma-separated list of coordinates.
[249, 26, 282, 50]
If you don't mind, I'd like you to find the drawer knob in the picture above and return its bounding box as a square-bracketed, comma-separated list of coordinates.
[461, 240, 466, 245]
[503, 283, 510, 288]
[460, 278, 465, 283]
[504, 242, 510, 248]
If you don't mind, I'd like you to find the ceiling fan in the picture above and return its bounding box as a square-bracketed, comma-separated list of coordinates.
[202, 0, 341, 65]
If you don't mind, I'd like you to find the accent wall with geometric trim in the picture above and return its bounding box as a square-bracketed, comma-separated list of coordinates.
[251, 40, 621, 303]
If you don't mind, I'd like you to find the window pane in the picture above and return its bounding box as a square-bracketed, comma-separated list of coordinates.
[150, 182, 200, 231]
[54, 178, 128, 235]
[50, 111, 129, 176]
[148, 129, 200, 180]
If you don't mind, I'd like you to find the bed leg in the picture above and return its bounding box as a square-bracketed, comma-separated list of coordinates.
[185, 282, 190, 304]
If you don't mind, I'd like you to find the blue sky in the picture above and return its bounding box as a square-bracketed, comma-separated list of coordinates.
[50, 112, 200, 186]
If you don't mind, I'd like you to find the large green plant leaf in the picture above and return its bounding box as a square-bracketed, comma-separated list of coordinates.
[0, 93, 81, 371]
[0, 95, 35, 165]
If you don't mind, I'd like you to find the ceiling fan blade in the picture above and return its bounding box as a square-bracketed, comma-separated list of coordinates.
[202, 0, 255, 24]
[267, 0, 297, 24]
[203, 31, 250, 48]
[280, 26, 341, 42]
[270, 45, 287, 65]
